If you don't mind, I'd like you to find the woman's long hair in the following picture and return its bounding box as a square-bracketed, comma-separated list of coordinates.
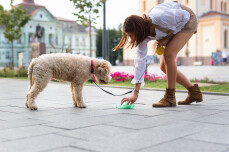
[113, 14, 151, 51]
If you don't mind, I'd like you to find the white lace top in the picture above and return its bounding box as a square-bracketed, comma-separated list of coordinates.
[131, 2, 190, 85]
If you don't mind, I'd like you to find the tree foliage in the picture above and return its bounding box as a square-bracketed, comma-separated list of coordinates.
[96, 25, 123, 65]
[10, 0, 14, 7]
[70, 0, 104, 25]
[0, 4, 31, 68]
[70, 0, 105, 57]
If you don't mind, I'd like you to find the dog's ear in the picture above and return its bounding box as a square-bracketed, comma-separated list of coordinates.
[97, 60, 110, 75]
[98, 67, 108, 75]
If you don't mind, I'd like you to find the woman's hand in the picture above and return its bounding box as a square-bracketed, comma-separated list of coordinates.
[157, 37, 170, 48]
[157, 33, 175, 48]
[121, 92, 139, 105]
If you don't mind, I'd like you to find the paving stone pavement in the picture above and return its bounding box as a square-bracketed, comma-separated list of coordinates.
[0, 78, 229, 152]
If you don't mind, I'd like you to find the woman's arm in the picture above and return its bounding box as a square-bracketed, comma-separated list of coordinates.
[121, 83, 141, 105]
[131, 39, 150, 84]
[134, 83, 141, 93]
[121, 39, 150, 105]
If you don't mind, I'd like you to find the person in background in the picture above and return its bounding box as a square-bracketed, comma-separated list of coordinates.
[113, 1, 203, 107]
[211, 57, 214, 66]
[222, 50, 228, 65]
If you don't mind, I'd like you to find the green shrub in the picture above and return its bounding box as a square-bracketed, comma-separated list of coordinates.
[0, 67, 14, 77]
[15, 66, 27, 77]
[0, 66, 27, 77]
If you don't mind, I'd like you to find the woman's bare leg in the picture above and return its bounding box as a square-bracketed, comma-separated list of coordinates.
[163, 32, 193, 89]
[153, 32, 203, 107]
[160, 56, 193, 89]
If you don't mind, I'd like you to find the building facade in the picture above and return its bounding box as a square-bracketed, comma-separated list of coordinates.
[123, 0, 229, 65]
[0, 0, 96, 67]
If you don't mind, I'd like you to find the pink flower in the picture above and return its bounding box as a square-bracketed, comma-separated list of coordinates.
[110, 71, 167, 83]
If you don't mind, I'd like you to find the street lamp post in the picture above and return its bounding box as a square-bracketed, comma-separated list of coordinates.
[102, 1, 107, 60]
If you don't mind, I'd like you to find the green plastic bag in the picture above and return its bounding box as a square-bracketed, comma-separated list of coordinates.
[116, 102, 135, 109]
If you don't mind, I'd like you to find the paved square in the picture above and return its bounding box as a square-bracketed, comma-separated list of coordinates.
[0, 78, 229, 152]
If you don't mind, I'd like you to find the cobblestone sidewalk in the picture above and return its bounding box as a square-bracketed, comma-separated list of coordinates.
[0, 78, 229, 152]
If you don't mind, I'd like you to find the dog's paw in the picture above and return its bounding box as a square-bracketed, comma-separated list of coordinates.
[29, 103, 38, 110]
[25, 102, 29, 108]
[73, 102, 79, 107]
[78, 102, 87, 108]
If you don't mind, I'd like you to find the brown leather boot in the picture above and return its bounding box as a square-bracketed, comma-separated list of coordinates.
[178, 84, 203, 105]
[153, 88, 176, 107]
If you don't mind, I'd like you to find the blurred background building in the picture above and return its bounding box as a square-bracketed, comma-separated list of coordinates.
[0, 0, 96, 67]
[123, 0, 229, 65]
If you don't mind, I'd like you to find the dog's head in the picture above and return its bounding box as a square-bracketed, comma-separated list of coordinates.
[94, 59, 112, 84]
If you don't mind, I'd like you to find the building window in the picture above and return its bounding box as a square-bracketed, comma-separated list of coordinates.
[82, 38, 86, 47]
[64, 36, 67, 45]
[17, 38, 21, 44]
[158, 0, 164, 4]
[40, 14, 43, 18]
[75, 38, 79, 46]
[224, 30, 228, 48]
[56, 35, 58, 45]
[225, 2, 227, 13]
[221, 1, 224, 12]
[210, 0, 213, 9]
[143, 0, 146, 13]
[69, 37, 72, 46]
[186, 0, 189, 5]
[28, 33, 34, 43]
[6, 51, 11, 60]
[49, 34, 54, 44]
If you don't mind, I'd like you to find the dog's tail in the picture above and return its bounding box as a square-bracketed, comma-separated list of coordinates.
[28, 58, 37, 89]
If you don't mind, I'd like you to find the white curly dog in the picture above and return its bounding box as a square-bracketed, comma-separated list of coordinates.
[26, 53, 111, 110]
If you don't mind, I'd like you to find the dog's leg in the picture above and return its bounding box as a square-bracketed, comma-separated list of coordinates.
[26, 84, 40, 110]
[70, 83, 78, 107]
[71, 83, 87, 108]
[26, 80, 35, 108]
[26, 94, 29, 108]
[26, 60, 35, 108]
[27, 76, 50, 110]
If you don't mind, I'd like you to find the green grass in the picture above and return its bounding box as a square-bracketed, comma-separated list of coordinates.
[200, 84, 229, 93]
[87, 79, 229, 93]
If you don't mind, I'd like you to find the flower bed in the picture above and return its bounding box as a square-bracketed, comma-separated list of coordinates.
[88, 72, 167, 83]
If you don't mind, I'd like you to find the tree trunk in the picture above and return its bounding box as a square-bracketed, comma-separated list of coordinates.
[11, 41, 14, 69]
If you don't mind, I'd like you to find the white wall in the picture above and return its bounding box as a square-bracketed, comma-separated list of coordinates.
[202, 25, 215, 56]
